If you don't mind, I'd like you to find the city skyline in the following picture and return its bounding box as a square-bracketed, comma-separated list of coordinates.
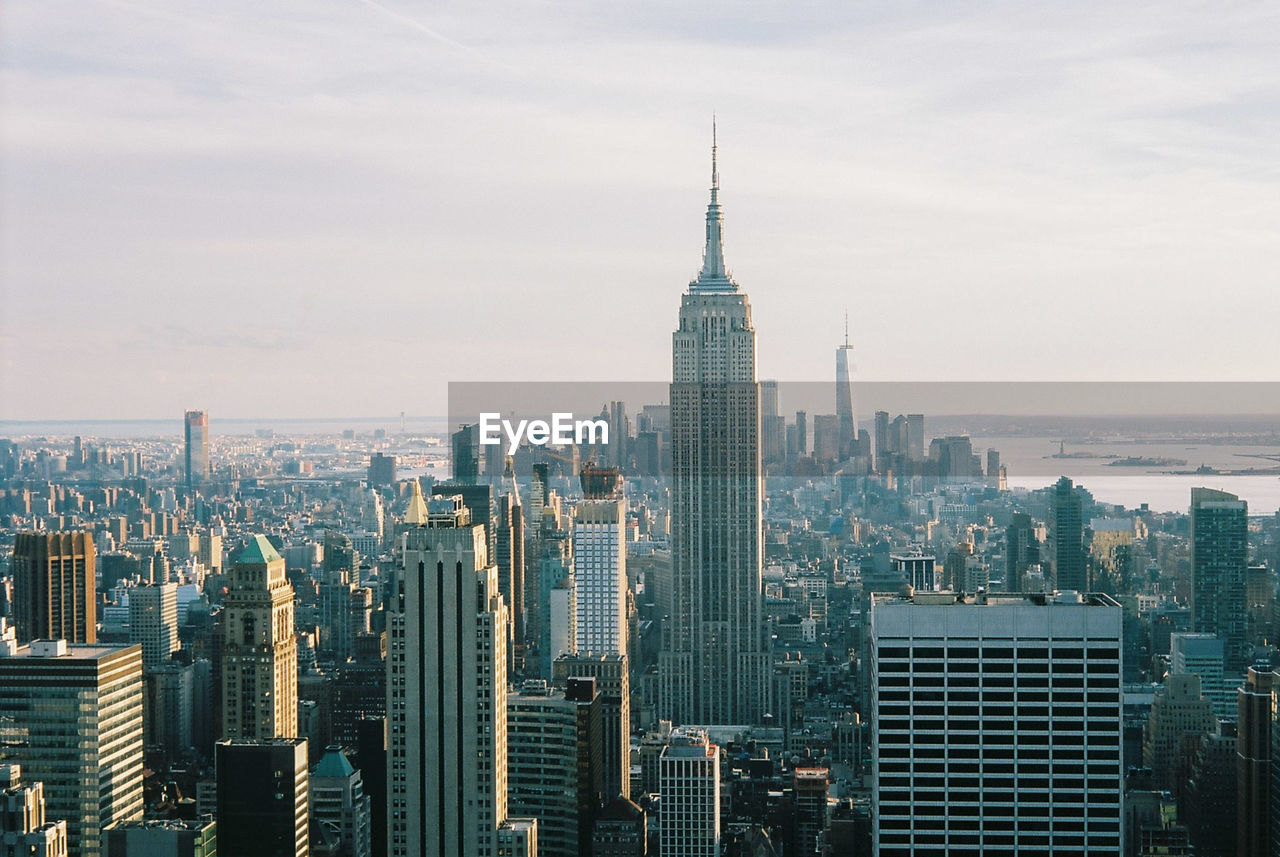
[4, 2, 1280, 419]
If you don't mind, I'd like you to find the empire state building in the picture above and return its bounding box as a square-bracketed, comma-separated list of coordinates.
[659, 129, 770, 725]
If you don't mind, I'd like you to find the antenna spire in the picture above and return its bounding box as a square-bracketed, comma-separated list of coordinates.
[691, 116, 735, 292]
[844, 311, 850, 347]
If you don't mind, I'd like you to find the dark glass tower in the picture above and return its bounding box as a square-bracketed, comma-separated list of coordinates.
[1051, 476, 1085, 591]
[1191, 486, 1248, 666]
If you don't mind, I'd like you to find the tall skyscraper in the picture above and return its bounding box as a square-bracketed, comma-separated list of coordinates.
[215, 738, 309, 857]
[573, 465, 627, 657]
[660, 130, 769, 726]
[1237, 667, 1274, 857]
[184, 410, 209, 489]
[1143, 672, 1215, 791]
[1191, 487, 1248, 667]
[1051, 476, 1086, 591]
[1004, 513, 1038, 593]
[836, 314, 858, 461]
[0, 640, 144, 857]
[222, 536, 298, 740]
[11, 531, 96, 645]
[389, 495, 509, 857]
[451, 424, 480, 484]
[496, 459, 525, 648]
[870, 591, 1124, 854]
[1169, 632, 1233, 720]
[310, 745, 372, 857]
[128, 582, 179, 669]
[659, 728, 720, 857]
[554, 652, 631, 800]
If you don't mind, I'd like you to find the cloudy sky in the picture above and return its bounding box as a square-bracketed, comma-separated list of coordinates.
[2, 1, 1278, 420]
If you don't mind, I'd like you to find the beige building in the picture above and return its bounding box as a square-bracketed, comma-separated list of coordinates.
[1143, 672, 1215, 791]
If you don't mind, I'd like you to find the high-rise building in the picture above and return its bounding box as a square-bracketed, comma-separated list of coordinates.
[554, 652, 631, 800]
[310, 745, 372, 857]
[591, 796, 646, 857]
[658, 728, 720, 857]
[1004, 513, 1038, 594]
[451, 424, 480, 484]
[222, 536, 298, 740]
[836, 317, 858, 462]
[129, 582, 179, 669]
[1191, 487, 1248, 667]
[0, 640, 144, 857]
[367, 452, 396, 487]
[0, 764, 69, 857]
[660, 131, 770, 726]
[1051, 476, 1086, 591]
[1238, 667, 1274, 857]
[215, 738, 309, 857]
[1143, 672, 1215, 791]
[389, 495, 509, 857]
[11, 531, 96, 645]
[104, 818, 218, 857]
[795, 410, 808, 458]
[793, 767, 830, 857]
[184, 410, 209, 489]
[870, 590, 1124, 855]
[506, 678, 604, 857]
[1169, 632, 1233, 721]
[496, 461, 525, 648]
[574, 466, 627, 657]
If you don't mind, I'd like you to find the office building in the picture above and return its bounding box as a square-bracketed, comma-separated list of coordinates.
[184, 410, 209, 489]
[573, 466, 628, 657]
[0, 640, 144, 857]
[497, 819, 538, 857]
[506, 678, 604, 857]
[11, 531, 96, 645]
[310, 746, 371, 857]
[222, 536, 298, 739]
[890, 550, 937, 592]
[658, 728, 720, 857]
[1191, 487, 1248, 667]
[660, 132, 770, 726]
[870, 590, 1124, 854]
[1169, 632, 1233, 721]
[389, 495, 509, 857]
[129, 582, 179, 669]
[1051, 477, 1086, 591]
[0, 764, 69, 857]
[554, 652, 631, 800]
[1238, 667, 1274, 857]
[104, 818, 217, 857]
[591, 797, 646, 857]
[216, 738, 309, 857]
[1143, 673, 1215, 791]
[793, 767, 829, 857]
[496, 463, 525, 648]
[1004, 513, 1038, 594]
[451, 424, 480, 484]
[836, 318, 858, 461]
[367, 452, 396, 487]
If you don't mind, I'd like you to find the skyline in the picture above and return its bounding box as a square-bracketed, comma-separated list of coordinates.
[4, 1, 1280, 419]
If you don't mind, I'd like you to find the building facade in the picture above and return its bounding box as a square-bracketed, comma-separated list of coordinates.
[658, 728, 720, 857]
[573, 466, 628, 658]
[184, 410, 209, 489]
[11, 531, 96, 645]
[1190, 487, 1248, 667]
[215, 739, 309, 857]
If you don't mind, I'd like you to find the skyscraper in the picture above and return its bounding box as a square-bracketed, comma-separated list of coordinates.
[836, 314, 858, 461]
[222, 536, 298, 740]
[1191, 487, 1248, 667]
[660, 129, 769, 726]
[184, 410, 209, 489]
[0, 640, 145, 857]
[128, 582, 179, 669]
[11, 531, 96, 645]
[1237, 667, 1274, 857]
[310, 745, 372, 857]
[870, 591, 1124, 854]
[554, 651, 631, 801]
[573, 465, 627, 657]
[216, 738, 309, 857]
[0, 764, 69, 855]
[1051, 476, 1086, 591]
[389, 495, 509, 857]
[1004, 512, 1038, 593]
[659, 728, 720, 857]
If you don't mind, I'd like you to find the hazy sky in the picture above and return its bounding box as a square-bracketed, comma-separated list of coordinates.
[3, 1, 1278, 420]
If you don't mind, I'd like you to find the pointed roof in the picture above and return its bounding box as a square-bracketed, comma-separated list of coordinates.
[312, 746, 356, 780]
[690, 117, 737, 294]
[404, 479, 428, 526]
[235, 534, 282, 565]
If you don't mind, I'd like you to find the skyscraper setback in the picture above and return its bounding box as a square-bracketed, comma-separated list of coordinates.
[659, 129, 770, 725]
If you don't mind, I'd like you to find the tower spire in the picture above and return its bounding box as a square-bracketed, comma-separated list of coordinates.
[692, 116, 735, 292]
[844, 310, 850, 348]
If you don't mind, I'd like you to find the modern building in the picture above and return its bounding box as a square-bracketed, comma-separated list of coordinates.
[1169, 632, 1233, 721]
[1237, 667, 1274, 857]
[889, 550, 937, 593]
[0, 640, 144, 857]
[129, 582, 179, 669]
[836, 318, 859, 462]
[1004, 513, 1038, 594]
[184, 410, 209, 489]
[870, 590, 1124, 855]
[222, 536, 298, 740]
[1190, 487, 1248, 667]
[104, 818, 217, 857]
[389, 495, 509, 857]
[573, 466, 628, 657]
[216, 738, 309, 857]
[660, 131, 770, 726]
[793, 767, 830, 857]
[0, 764, 69, 857]
[553, 651, 631, 800]
[310, 746, 371, 857]
[367, 452, 396, 487]
[11, 531, 96, 645]
[506, 678, 604, 857]
[658, 728, 720, 857]
[1050, 477, 1085, 591]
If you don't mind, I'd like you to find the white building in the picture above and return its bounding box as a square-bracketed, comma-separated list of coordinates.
[1169, 632, 1233, 720]
[870, 590, 1124, 855]
[389, 495, 509, 857]
[127, 582, 179, 669]
[659, 728, 720, 857]
[572, 470, 627, 657]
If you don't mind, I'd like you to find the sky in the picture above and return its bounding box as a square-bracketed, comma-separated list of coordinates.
[2, 0, 1279, 420]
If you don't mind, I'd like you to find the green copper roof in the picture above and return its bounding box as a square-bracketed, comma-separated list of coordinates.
[235, 535, 283, 565]
[313, 746, 356, 779]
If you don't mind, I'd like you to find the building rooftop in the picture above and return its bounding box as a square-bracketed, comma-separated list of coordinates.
[235, 534, 283, 565]
[313, 746, 357, 780]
